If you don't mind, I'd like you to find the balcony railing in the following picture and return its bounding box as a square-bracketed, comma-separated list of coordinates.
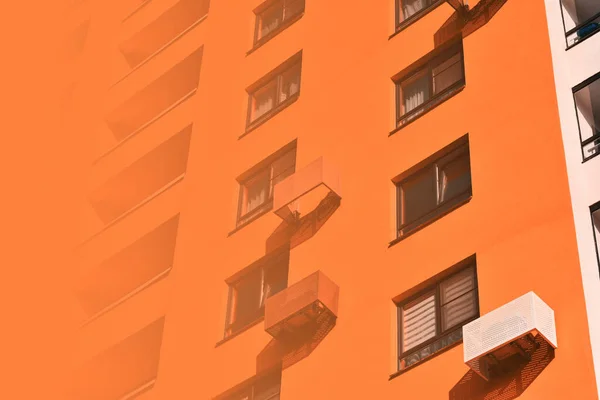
[264, 270, 339, 338]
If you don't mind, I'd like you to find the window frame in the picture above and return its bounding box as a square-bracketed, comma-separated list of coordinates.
[591, 202, 600, 277]
[251, 0, 306, 50]
[395, 260, 479, 373]
[223, 250, 290, 340]
[573, 71, 600, 163]
[393, 42, 465, 131]
[234, 144, 297, 230]
[559, 0, 600, 49]
[394, 0, 445, 33]
[393, 140, 472, 242]
[245, 55, 303, 132]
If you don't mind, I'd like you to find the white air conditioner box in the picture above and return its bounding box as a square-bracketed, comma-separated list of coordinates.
[462, 292, 557, 381]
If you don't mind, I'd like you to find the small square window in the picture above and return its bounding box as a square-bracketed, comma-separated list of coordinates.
[246, 54, 302, 129]
[254, 0, 305, 46]
[394, 42, 465, 129]
[396, 258, 479, 372]
[574, 72, 600, 162]
[395, 138, 472, 240]
[224, 252, 290, 339]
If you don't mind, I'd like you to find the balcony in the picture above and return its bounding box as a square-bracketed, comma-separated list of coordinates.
[72, 317, 164, 399]
[264, 271, 339, 338]
[462, 292, 557, 381]
[77, 215, 179, 320]
[105, 47, 202, 141]
[120, 0, 210, 69]
[88, 125, 191, 224]
[272, 156, 341, 223]
[561, 0, 600, 47]
[574, 71, 600, 162]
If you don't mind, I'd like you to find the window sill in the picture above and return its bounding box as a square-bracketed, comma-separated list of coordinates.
[389, 84, 465, 137]
[389, 338, 463, 380]
[228, 201, 274, 237]
[247, 12, 305, 56]
[583, 151, 600, 163]
[389, 0, 445, 40]
[240, 95, 300, 139]
[388, 195, 472, 248]
[215, 316, 265, 347]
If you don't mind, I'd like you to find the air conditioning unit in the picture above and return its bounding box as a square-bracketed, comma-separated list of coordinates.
[462, 292, 557, 381]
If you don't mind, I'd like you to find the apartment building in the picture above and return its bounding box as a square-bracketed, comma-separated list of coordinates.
[68, 0, 600, 399]
[543, 0, 600, 398]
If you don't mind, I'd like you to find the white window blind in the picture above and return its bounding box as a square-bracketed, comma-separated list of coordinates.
[401, 292, 437, 352]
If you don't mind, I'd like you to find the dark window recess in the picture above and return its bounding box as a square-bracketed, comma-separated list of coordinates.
[224, 253, 289, 338]
[395, 44, 465, 128]
[397, 262, 479, 371]
[236, 146, 296, 227]
[395, 141, 471, 239]
[246, 57, 302, 128]
[561, 0, 600, 47]
[574, 72, 600, 162]
[254, 0, 305, 46]
[221, 370, 282, 400]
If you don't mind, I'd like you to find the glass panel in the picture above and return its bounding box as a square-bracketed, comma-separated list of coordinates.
[562, 0, 600, 31]
[271, 148, 297, 188]
[401, 71, 431, 115]
[257, 2, 284, 40]
[254, 372, 281, 400]
[400, 167, 438, 228]
[440, 267, 475, 305]
[242, 170, 270, 215]
[399, 328, 462, 370]
[432, 52, 463, 95]
[402, 292, 437, 353]
[400, 0, 429, 21]
[250, 81, 277, 122]
[441, 290, 477, 331]
[575, 77, 600, 159]
[261, 260, 289, 306]
[231, 270, 263, 327]
[283, 0, 305, 20]
[438, 151, 471, 203]
[593, 209, 600, 265]
[278, 64, 301, 103]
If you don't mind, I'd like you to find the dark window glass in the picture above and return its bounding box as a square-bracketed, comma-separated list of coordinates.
[397, 261, 478, 371]
[574, 72, 600, 161]
[254, 0, 305, 45]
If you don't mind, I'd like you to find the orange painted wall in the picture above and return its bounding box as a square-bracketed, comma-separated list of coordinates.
[67, 0, 599, 398]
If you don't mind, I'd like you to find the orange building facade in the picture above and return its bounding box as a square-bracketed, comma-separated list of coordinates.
[65, 0, 600, 398]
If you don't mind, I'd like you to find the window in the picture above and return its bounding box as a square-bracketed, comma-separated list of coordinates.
[592, 203, 600, 274]
[396, 260, 479, 372]
[574, 72, 600, 162]
[394, 43, 465, 129]
[247, 55, 302, 128]
[236, 144, 297, 228]
[560, 0, 600, 47]
[221, 370, 282, 400]
[224, 252, 289, 338]
[254, 0, 305, 46]
[396, 0, 443, 29]
[394, 138, 471, 240]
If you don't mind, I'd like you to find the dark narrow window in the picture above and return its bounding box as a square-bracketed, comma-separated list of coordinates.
[224, 252, 289, 339]
[254, 0, 305, 46]
[246, 55, 302, 129]
[396, 259, 479, 372]
[592, 203, 600, 276]
[236, 144, 296, 228]
[394, 43, 465, 129]
[560, 0, 600, 47]
[574, 71, 600, 162]
[395, 139, 471, 240]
